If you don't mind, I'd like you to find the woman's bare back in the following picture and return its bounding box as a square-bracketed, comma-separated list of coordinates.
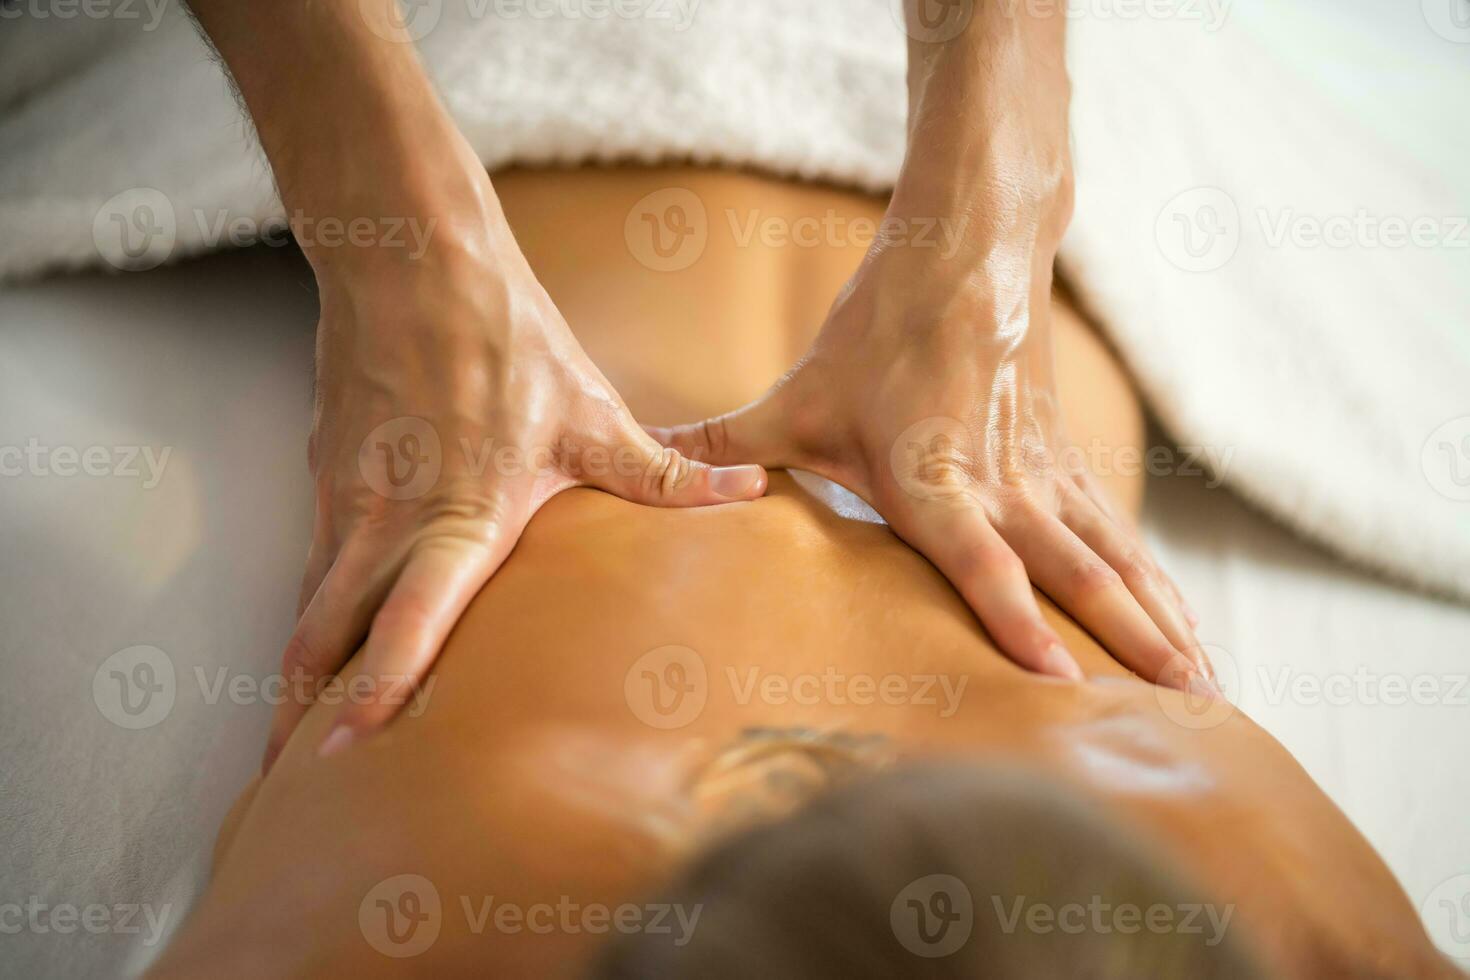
[146, 168, 1450, 980]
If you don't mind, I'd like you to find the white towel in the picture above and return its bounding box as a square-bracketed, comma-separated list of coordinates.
[1061, 0, 1470, 600]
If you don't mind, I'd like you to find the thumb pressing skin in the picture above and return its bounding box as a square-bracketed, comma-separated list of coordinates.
[644, 389, 802, 472]
[583, 425, 769, 506]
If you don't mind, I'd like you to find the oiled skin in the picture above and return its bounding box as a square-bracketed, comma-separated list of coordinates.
[146, 169, 1451, 980]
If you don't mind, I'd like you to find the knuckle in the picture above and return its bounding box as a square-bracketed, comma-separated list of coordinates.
[1068, 557, 1122, 598]
[694, 416, 729, 463]
[997, 463, 1039, 495]
[1115, 548, 1154, 587]
[976, 542, 1025, 580]
[946, 546, 981, 581]
[281, 632, 331, 679]
[642, 446, 694, 499]
[993, 610, 1052, 646]
[947, 534, 1021, 585]
[992, 487, 1045, 527]
[910, 447, 971, 492]
[337, 481, 396, 530]
[425, 488, 504, 527]
[372, 596, 435, 643]
[411, 485, 511, 547]
[1019, 625, 1060, 658]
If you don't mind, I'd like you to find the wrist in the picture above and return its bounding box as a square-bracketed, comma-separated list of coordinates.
[841, 239, 1056, 357]
[883, 163, 1071, 272]
[299, 156, 513, 290]
[898, 2, 1072, 251]
[896, 99, 1072, 251]
[313, 237, 526, 393]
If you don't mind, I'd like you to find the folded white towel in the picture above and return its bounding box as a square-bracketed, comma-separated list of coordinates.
[1061, 0, 1470, 601]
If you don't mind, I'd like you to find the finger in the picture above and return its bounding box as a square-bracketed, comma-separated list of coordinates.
[1074, 470, 1200, 629]
[584, 423, 769, 506]
[318, 531, 515, 757]
[1057, 484, 1201, 660]
[886, 498, 1082, 680]
[1000, 508, 1213, 692]
[1161, 566, 1201, 629]
[263, 537, 403, 773]
[296, 476, 338, 619]
[644, 382, 809, 471]
[1146, 555, 1201, 632]
[295, 540, 333, 620]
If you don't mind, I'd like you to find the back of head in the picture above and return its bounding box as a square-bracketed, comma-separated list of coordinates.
[591, 762, 1267, 979]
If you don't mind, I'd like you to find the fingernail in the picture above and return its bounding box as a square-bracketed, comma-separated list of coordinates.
[318, 724, 355, 759]
[1184, 603, 1201, 628]
[710, 465, 765, 499]
[1042, 644, 1085, 682]
[1186, 673, 1223, 702]
[1199, 654, 1218, 684]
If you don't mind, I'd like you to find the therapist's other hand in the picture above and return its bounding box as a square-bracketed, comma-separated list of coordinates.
[650, 243, 1210, 693]
[262, 207, 767, 772]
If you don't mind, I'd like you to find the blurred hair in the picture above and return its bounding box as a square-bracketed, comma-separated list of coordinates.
[592, 762, 1267, 979]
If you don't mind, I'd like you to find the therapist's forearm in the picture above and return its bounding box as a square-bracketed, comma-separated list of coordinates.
[897, 2, 1072, 262]
[185, 0, 499, 280]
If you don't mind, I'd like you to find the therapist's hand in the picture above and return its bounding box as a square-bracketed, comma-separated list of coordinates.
[652, 242, 1209, 691]
[651, 0, 1210, 691]
[182, 0, 764, 770]
[261, 198, 768, 771]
